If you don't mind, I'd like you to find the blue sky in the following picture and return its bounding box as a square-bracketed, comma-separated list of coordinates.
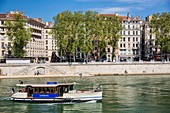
[0, 0, 169, 23]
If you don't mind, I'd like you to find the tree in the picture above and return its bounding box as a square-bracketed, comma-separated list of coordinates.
[95, 15, 122, 61]
[150, 12, 170, 60]
[52, 10, 122, 62]
[5, 11, 32, 58]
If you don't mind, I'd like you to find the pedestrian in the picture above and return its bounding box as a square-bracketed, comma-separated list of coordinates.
[124, 70, 128, 75]
[19, 80, 23, 84]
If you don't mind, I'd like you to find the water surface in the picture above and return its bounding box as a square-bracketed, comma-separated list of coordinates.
[0, 75, 170, 113]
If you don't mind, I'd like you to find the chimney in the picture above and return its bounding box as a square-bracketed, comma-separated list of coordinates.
[115, 12, 118, 16]
[127, 13, 131, 18]
[45, 22, 52, 27]
[49, 22, 52, 26]
[38, 18, 42, 22]
[6, 11, 8, 15]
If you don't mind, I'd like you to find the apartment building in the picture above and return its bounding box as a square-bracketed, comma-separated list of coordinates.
[99, 13, 143, 62]
[118, 13, 143, 62]
[44, 22, 57, 62]
[142, 15, 160, 60]
[0, 13, 11, 58]
[0, 11, 56, 62]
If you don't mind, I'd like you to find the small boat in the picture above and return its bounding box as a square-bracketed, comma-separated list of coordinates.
[11, 82, 102, 103]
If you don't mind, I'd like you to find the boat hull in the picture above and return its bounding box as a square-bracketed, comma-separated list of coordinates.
[11, 97, 102, 103]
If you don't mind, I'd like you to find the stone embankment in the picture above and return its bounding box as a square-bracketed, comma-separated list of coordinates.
[0, 62, 170, 78]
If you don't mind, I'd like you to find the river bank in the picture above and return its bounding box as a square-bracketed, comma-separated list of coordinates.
[0, 73, 170, 79]
[0, 62, 170, 77]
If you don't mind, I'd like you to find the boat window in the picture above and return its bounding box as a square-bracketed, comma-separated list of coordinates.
[70, 85, 74, 91]
[50, 88, 54, 93]
[32, 87, 56, 94]
[64, 86, 69, 93]
[34, 87, 39, 93]
[46, 87, 50, 93]
[40, 88, 44, 93]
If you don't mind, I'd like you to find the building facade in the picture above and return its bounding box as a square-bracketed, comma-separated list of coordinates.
[0, 11, 56, 62]
[142, 15, 160, 60]
[44, 22, 57, 62]
[99, 13, 143, 62]
[118, 13, 143, 62]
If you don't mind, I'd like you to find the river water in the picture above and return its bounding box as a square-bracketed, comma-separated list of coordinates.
[0, 75, 170, 113]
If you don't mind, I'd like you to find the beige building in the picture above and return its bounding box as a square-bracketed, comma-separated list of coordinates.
[118, 13, 143, 62]
[0, 11, 56, 62]
[44, 22, 57, 62]
[99, 13, 143, 62]
[142, 15, 160, 60]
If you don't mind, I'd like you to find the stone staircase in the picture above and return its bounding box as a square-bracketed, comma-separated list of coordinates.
[13, 64, 66, 75]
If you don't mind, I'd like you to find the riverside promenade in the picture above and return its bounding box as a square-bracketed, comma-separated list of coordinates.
[0, 61, 170, 78]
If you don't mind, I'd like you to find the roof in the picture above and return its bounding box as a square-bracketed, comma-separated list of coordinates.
[0, 14, 6, 18]
[98, 13, 141, 21]
[16, 82, 78, 87]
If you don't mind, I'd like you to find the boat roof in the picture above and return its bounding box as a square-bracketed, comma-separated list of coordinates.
[16, 82, 78, 87]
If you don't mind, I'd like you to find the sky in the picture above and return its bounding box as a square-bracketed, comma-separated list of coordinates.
[0, 0, 169, 23]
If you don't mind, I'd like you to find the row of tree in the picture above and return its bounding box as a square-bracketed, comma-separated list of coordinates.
[150, 12, 170, 58]
[51, 10, 122, 62]
[4, 11, 170, 62]
[5, 12, 32, 58]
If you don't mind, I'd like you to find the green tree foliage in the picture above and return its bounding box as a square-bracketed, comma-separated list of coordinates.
[96, 15, 122, 59]
[150, 12, 170, 55]
[5, 11, 32, 58]
[52, 10, 122, 62]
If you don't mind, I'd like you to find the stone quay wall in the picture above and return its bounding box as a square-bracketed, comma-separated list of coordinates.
[0, 62, 169, 76]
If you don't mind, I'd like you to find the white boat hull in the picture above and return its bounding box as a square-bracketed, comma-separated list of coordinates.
[11, 91, 102, 103]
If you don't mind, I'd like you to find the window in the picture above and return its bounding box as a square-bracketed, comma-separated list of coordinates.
[136, 31, 138, 35]
[46, 35, 48, 39]
[1, 21, 4, 25]
[128, 50, 131, 55]
[2, 50, 4, 56]
[136, 50, 139, 55]
[133, 37, 135, 41]
[108, 48, 110, 52]
[136, 44, 138, 48]
[124, 44, 125, 47]
[120, 44, 122, 47]
[128, 37, 130, 42]
[123, 31, 125, 35]
[123, 37, 125, 41]
[133, 44, 135, 47]
[128, 25, 130, 29]
[1, 35, 4, 40]
[136, 37, 138, 42]
[128, 31, 130, 35]
[94, 46, 97, 50]
[46, 40, 48, 44]
[1, 42, 4, 49]
[128, 43, 130, 48]
[133, 31, 135, 35]
[46, 46, 48, 50]
[150, 29, 152, 33]
[8, 36, 11, 40]
[8, 42, 11, 48]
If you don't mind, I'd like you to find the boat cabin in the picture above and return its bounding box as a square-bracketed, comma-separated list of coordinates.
[16, 82, 76, 98]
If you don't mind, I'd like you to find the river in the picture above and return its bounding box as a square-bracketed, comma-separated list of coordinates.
[0, 75, 170, 113]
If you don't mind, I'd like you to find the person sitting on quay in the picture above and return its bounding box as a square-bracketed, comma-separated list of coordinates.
[19, 80, 23, 84]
